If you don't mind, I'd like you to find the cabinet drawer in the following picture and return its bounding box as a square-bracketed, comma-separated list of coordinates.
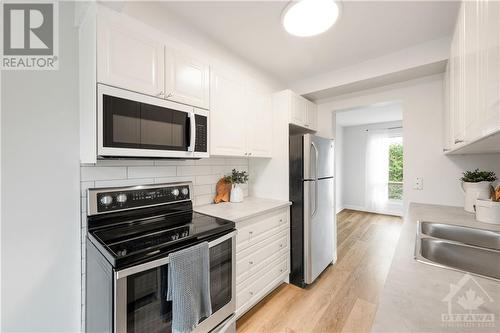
[236, 255, 288, 314]
[236, 209, 288, 252]
[236, 230, 288, 285]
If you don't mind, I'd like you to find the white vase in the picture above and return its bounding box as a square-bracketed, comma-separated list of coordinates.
[461, 181, 491, 213]
[230, 184, 244, 203]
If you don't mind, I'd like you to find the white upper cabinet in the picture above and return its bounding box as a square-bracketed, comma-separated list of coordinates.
[445, 0, 500, 154]
[210, 70, 273, 158]
[246, 88, 273, 158]
[290, 93, 307, 126]
[210, 70, 248, 157]
[97, 16, 165, 97]
[288, 90, 318, 131]
[165, 49, 210, 109]
[306, 100, 318, 130]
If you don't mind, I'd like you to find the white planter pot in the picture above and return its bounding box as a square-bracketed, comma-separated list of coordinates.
[461, 181, 491, 213]
[230, 184, 244, 203]
[475, 199, 500, 224]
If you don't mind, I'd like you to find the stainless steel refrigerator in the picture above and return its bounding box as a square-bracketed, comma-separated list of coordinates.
[289, 133, 336, 287]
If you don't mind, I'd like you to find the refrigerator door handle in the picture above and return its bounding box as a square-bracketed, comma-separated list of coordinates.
[311, 141, 319, 217]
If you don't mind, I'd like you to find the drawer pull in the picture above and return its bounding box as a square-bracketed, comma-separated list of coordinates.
[249, 291, 254, 296]
[249, 231, 253, 235]
[280, 269, 283, 273]
[279, 244, 283, 248]
[279, 218, 283, 222]
[249, 261, 254, 265]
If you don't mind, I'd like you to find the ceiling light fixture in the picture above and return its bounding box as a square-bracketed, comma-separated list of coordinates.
[282, 0, 341, 37]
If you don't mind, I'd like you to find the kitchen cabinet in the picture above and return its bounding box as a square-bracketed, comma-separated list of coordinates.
[288, 90, 318, 131]
[444, 0, 500, 154]
[210, 70, 273, 158]
[165, 48, 210, 109]
[97, 16, 165, 97]
[97, 12, 210, 109]
[246, 88, 273, 158]
[235, 207, 290, 318]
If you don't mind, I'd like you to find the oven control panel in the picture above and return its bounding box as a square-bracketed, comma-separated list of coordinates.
[88, 183, 192, 215]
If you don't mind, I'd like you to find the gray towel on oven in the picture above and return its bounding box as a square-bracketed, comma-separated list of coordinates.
[167, 242, 212, 333]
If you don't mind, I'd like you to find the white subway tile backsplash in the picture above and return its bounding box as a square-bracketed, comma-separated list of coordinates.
[128, 166, 176, 178]
[194, 184, 214, 196]
[177, 165, 212, 176]
[225, 157, 248, 166]
[94, 178, 155, 188]
[81, 166, 127, 181]
[154, 176, 196, 184]
[195, 157, 226, 166]
[195, 174, 221, 185]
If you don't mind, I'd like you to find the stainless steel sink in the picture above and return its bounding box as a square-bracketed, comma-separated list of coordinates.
[420, 222, 500, 250]
[415, 221, 500, 281]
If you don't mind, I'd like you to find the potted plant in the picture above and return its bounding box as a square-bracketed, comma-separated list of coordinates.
[460, 169, 497, 213]
[224, 169, 249, 203]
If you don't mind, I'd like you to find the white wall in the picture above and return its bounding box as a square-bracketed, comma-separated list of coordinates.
[1, 2, 81, 332]
[340, 121, 403, 215]
[334, 123, 343, 213]
[319, 74, 500, 213]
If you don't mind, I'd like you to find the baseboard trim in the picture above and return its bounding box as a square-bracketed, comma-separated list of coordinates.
[341, 204, 404, 217]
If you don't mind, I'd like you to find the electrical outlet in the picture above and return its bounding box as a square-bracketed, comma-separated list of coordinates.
[413, 177, 423, 190]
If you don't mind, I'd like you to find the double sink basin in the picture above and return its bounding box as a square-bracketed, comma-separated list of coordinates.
[415, 221, 500, 280]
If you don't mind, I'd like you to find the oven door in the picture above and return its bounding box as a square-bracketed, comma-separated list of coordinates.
[114, 231, 236, 333]
[98, 84, 199, 159]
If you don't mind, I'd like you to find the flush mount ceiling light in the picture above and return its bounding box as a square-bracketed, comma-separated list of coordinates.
[282, 0, 341, 37]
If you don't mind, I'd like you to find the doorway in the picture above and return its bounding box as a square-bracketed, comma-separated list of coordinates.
[335, 101, 404, 216]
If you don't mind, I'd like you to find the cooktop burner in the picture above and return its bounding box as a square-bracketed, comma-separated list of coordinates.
[86, 182, 234, 269]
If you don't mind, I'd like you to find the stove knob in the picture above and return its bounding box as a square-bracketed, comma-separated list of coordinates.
[181, 187, 189, 196]
[116, 193, 127, 204]
[100, 195, 113, 206]
[171, 188, 180, 197]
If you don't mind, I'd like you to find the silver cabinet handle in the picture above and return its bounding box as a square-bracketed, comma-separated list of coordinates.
[156, 91, 164, 97]
[248, 152, 252, 156]
[443, 148, 451, 152]
[455, 139, 464, 144]
[249, 261, 253, 265]
[311, 141, 319, 217]
[165, 92, 173, 98]
[244, 153, 248, 156]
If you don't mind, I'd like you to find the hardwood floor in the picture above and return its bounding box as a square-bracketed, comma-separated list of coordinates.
[236, 210, 403, 333]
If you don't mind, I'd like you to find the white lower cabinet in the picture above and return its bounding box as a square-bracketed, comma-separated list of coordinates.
[234, 208, 290, 318]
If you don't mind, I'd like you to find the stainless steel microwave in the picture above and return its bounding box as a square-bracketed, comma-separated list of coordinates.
[97, 84, 209, 159]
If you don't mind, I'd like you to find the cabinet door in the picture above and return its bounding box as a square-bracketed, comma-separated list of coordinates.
[306, 100, 318, 131]
[290, 94, 307, 127]
[464, 0, 481, 141]
[210, 71, 247, 156]
[97, 17, 164, 97]
[165, 49, 210, 109]
[484, 0, 500, 135]
[443, 62, 453, 152]
[453, 4, 466, 146]
[246, 89, 272, 158]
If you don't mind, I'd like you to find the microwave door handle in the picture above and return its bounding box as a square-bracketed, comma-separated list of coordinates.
[188, 111, 196, 152]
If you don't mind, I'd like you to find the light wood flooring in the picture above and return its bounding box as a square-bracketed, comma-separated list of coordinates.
[236, 210, 403, 333]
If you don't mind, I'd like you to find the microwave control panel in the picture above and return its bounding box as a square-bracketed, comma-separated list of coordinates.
[194, 114, 207, 153]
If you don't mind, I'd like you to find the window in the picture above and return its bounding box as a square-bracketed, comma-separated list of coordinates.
[388, 137, 403, 201]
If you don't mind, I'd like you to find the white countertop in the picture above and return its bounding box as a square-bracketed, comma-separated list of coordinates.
[194, 197, 291, 222]
[371, 203, 500, 333]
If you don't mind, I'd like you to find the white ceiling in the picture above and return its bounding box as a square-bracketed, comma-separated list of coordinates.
[336, 102, 403, 127]
[160, 1, 460, 84]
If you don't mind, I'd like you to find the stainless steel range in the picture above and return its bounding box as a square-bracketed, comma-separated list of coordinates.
[85, 182, 236, 333]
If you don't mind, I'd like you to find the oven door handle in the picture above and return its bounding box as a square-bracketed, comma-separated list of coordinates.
[115, 231, 236, 279]
[188, 111, 196, 152]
